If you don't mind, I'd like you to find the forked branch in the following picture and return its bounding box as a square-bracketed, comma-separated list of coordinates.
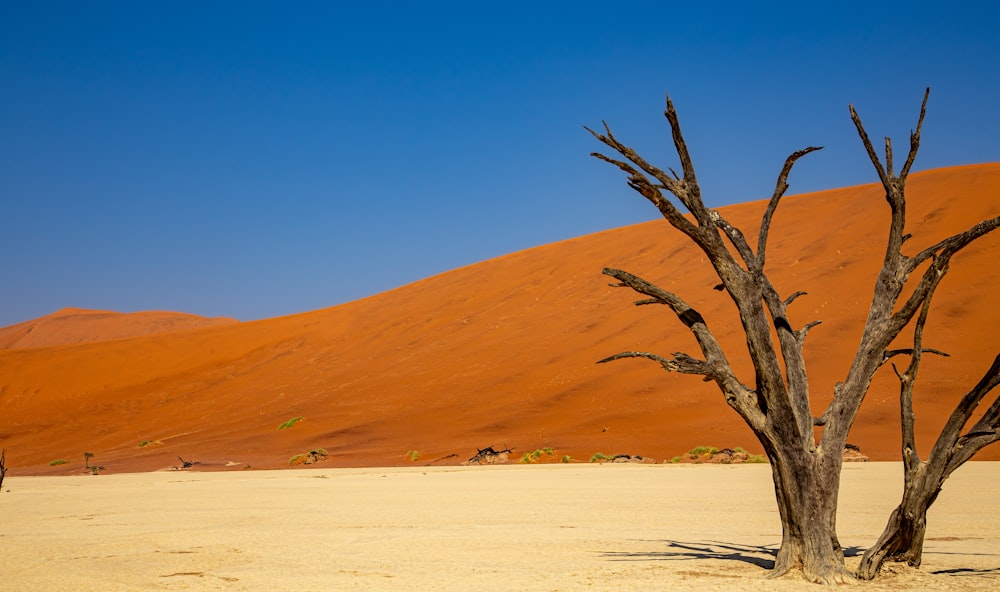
[601, 267, 750, 398]
[824, 89, 1000, 447]
[588, 144, 701, 238]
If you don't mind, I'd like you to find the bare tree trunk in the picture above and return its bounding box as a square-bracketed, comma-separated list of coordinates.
[857, 473, 938, 578]
[858, 355, 1000, 579]
[0, 448, 7, 492]
[767, 446, 851, 583]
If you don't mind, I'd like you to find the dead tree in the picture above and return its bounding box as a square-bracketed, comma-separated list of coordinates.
[176, 456, 201, 470]
[589, 88, 1000, 583]
[0, 448, 7, 492]
[857, 351, 1000, 578]
[852, 206, 1000, 576]
[467, 446, 512, 465]
[843, 90, 1000, 579]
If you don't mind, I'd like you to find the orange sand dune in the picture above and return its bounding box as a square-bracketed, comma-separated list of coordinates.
[0, 308, 238, 349]
[2, 164, 999, 475]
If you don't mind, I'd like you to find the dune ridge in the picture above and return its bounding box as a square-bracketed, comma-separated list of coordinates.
[2, 163, 999, 475]
[0, 307, 238, 350]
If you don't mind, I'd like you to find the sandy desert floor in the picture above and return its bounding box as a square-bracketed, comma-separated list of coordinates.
[2, 463, 998, 591]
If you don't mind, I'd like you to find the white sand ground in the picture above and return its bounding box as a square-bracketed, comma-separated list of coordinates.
[2, 463, 998, 591]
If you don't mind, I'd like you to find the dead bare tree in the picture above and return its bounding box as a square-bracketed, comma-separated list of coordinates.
[588, 88, 1000, 583]
[0, 448, 7, 492]
[850, 112, 1000, 576]
[466, 446, 513, 465]
[856, 350, 1000, 579]
[175, 456, 201, 470]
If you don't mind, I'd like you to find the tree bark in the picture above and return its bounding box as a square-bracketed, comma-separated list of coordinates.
[766, 445, 853, 583]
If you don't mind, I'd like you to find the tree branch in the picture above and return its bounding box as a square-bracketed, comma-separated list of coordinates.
[784, 291, 807, 306]
[601, 267, 764, 422]
[907, 216, 1000, 271]
[849, 105, 890, 189]
[758, 147, 823, 271]
[588, 148, 702, 238]
[591, 94, 816, 449]
[713, 214, 757, 270]
[888, 216, 1000, 338]
[799, 320, 823, 340]
[882, 348, 949, 366]
[823, 90, 939, 450]
[900, 88, 930, 182]
[847, 105, 889, 190]
[597, 350, 713, 377]
[663, 93, 706, 219]
[603, 267, 711, 332]
[897, 288, 938, 471]
[936, 354, 1000, 476]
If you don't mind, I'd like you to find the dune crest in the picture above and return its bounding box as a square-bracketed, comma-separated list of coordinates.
[0, 308, 238, 350]
[2, 163, 999, 475]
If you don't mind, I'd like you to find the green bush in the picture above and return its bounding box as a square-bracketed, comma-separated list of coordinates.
[520, 448, 557, 463]
[49, 459, 70, 466]
[277, 417, 304, 431]
[688, 446, 718, 457]
[589, 453, 609, 463]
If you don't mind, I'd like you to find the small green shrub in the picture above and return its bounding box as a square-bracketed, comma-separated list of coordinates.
[49, 459, 70, 466]
[688, 446, 718, 457]
[670, 445, 768, 464]
[405, 450, 420, 462]
[561, 455, 573, 463]
[589, 453, 609, 463]
[138, 439, 162, 447]
[277, 416, 304, 431]
[520, 448, 557, 463]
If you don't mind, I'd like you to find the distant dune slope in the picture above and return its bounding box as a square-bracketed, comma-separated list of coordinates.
[0, 308, 238, 349]
[2, 164, 999, 474]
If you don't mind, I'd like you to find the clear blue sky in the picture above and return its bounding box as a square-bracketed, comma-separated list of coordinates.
[3, 1, 999, 327]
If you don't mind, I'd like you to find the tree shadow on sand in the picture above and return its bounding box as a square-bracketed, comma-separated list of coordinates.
[601, 540, 865, 570]
[931, 567, 1000, 578]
